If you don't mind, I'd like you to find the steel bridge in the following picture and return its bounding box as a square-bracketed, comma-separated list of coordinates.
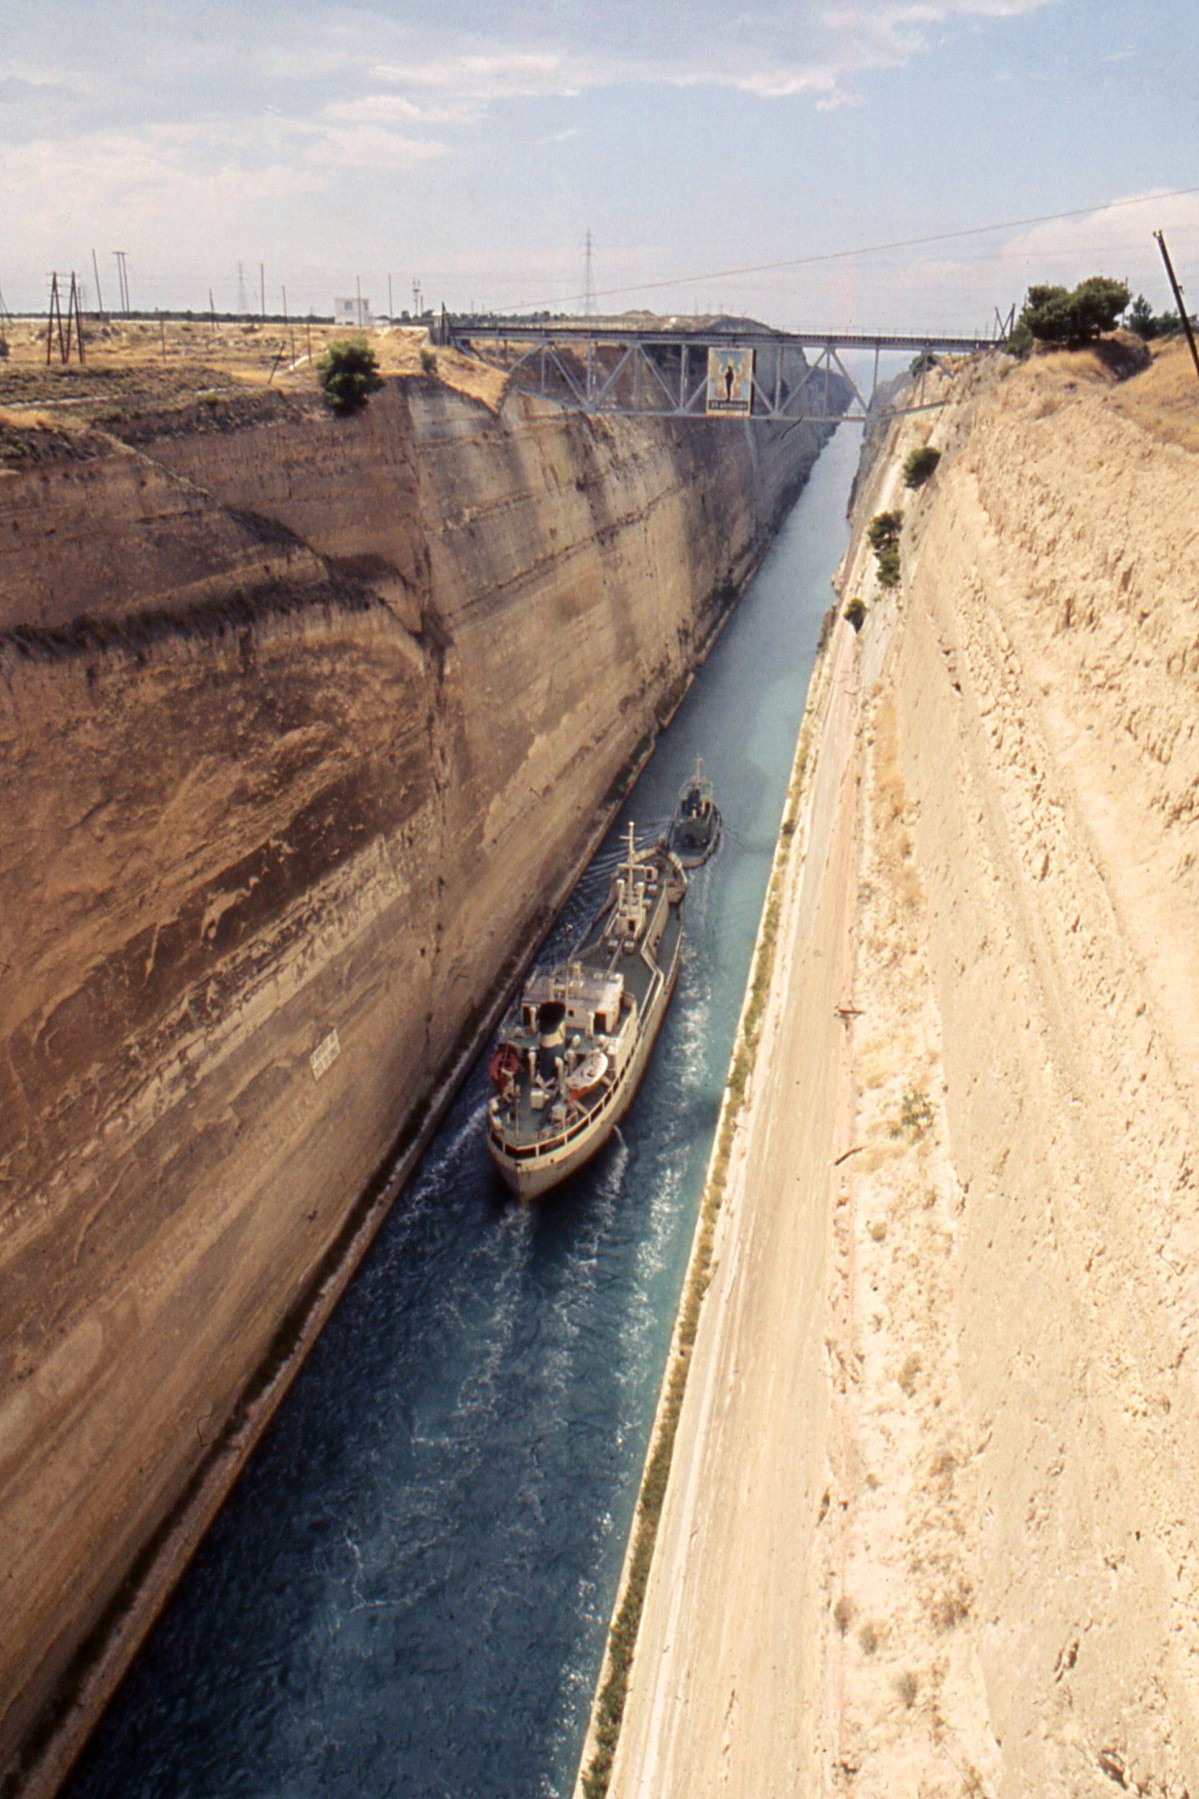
[435, 316, 1000, 424]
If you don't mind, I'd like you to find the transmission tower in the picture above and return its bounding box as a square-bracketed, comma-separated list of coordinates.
[582, 228, 597, 317]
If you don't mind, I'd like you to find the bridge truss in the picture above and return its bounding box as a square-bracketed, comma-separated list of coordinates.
[437, 318, 1000, 424]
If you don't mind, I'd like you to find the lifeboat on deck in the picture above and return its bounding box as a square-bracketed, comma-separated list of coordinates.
[567, 1050, 609, 1103]
[489, 1043, 521, 1092]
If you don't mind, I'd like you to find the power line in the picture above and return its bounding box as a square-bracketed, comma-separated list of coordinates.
[506, 185, 1199, 314]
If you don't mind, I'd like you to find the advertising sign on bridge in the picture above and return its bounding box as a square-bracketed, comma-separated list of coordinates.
[706, 348, 754, 416]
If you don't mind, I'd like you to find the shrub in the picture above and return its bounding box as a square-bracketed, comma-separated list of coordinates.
[316, 337, 384, 413]
[875, 544, 901, 589]
[844, 597, 867, 632]
[1017, 275, 1130, 348]
[1006, 317, 1034, 359]
[867, 509, 903, 551]
[1125, 294, 1158, 341]
[419, 344, 437, 374]
[889, 1088, 933, 1137]
[903, 446, 941, 488]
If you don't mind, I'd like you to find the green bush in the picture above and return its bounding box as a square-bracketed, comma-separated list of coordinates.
[1125, 294, 1157, 340]
[876, 544, 901, 589]
[1005, 317, 1034, 359]
[1125, 293, 1192, 340]
[316, 337, 384, 413]
[1017, 275, 1130, 348]
[903, 446, 941, 489]
[867, 509, 903, 552]
[844, 597, 867, 632]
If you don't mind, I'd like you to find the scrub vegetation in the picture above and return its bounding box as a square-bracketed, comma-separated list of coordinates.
[902, 446, 941, 489]
[316, 337, 384, 413]
[1006, 274, 1130, 355]
[867, 509, 904, 590]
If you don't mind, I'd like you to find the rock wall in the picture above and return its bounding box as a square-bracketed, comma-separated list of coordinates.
[820, 342, 1199, 1794]
[0, 373, 832, 1791]
[597, 339, 1199, 1799]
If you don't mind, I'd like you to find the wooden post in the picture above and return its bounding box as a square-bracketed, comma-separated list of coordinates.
[1155, 229, 1199, 385]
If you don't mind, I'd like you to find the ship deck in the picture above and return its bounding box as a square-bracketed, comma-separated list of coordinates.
[491, 894, 684, 1167]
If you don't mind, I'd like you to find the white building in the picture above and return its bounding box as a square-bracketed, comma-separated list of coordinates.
[333, 296, 373, 328]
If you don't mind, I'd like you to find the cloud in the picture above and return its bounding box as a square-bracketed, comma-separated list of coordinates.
[302, 123, 450, 168]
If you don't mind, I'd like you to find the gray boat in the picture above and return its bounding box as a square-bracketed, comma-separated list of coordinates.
[486, 824, 686, 1199]
[666, 755, 722, 868]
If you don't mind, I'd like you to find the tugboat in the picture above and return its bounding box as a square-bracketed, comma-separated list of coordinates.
[486, 825, 686, 1199]
[667, 756, 721, 868]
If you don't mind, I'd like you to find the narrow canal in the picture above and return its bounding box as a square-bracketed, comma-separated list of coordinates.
[68, 423, 858, 1799]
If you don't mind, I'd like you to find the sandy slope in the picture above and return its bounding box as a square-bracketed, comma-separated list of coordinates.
[603, 339, 1199, 1797]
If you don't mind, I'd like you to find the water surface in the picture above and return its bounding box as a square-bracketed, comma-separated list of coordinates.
[68, 424, 857, 1799]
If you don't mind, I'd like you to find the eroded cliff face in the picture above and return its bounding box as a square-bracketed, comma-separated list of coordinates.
[815, 341, 1199, 1795]
[0, 375, 831, 1791]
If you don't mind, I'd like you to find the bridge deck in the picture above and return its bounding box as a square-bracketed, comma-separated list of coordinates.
[446, 320, 994, 356]
[438, 317, 999, 424]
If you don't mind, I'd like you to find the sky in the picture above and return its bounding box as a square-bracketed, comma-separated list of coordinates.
[3, 0, 1197, 332]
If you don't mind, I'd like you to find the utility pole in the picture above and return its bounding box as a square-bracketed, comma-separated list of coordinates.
[1154, 229, 1199, 385]
[260, 261, 266, 319]
[283, 285, 294, 360]
[209, 288, 217, 336]
[413, 276, 422, 318]
[91, 247, 106, 319]
[388, 272, 393, 321]
[112, 250, 129, 315]
[237, 261, 247, 315]
[46, 272, 85, 365]
[583, 227, 597, 317]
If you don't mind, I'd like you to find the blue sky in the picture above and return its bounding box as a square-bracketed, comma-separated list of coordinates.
[3, 0, 1196, 329]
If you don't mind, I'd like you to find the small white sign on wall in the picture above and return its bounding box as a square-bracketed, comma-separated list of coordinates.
[310, 1028, 341, 1081]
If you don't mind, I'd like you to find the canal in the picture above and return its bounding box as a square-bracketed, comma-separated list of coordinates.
[67, 422, 858, 1799]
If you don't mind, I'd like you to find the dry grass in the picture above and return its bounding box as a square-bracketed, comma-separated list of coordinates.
[0, 317, 509, 415]
[1107, 335, 1199, 453]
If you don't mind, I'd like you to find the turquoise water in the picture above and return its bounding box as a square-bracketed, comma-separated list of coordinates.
[67, 424, 857, 1799]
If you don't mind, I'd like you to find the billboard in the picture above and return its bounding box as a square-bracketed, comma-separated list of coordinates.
[706, 348, 755, 416]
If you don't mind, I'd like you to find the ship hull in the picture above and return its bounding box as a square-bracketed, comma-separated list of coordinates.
[488, 918, 684, 1200]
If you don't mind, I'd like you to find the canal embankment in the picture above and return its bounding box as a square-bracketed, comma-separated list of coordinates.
[585, 335, 1199, 1797]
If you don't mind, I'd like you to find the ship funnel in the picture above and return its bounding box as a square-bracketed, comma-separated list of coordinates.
[538, 999, 567, 1048]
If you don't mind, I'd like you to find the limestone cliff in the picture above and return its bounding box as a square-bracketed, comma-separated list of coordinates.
[816, 339, 1199, 1795]
[596, 337, 1199, 1799]
[0, 373, 834, 1794]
